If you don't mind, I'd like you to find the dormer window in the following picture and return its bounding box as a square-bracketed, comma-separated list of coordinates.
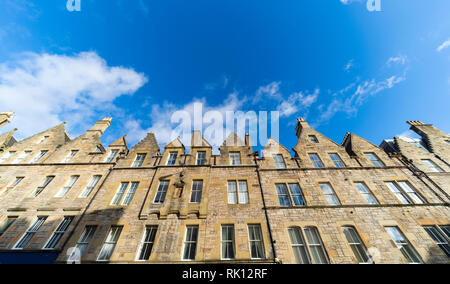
[229, 152, 241, 165]
[309, 135, 319, 143]
[196, 151, 206, 166]
[105, 150, 119, 163]
[30, 150, 48, 164]
[364, 153, 385, 167]
[94, 146, 103, 153]
[132, 153, 147, 167]
[167, 152, 178, 166]
[273, 154, 286, 169]
[63, 150, 78, 163]
[37, 136, 49, 144]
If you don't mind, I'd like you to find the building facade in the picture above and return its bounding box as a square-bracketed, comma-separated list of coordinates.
[0, 112, 448, 264]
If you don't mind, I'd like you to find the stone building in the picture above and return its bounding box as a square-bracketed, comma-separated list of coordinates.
[0, 113, 448, 264]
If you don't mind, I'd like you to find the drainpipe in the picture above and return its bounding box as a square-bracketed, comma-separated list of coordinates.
[252, 152, 279, 264]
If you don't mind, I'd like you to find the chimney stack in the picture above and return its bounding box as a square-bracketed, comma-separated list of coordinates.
[87, 117, 112, 135]
[0, 111, 14, 128]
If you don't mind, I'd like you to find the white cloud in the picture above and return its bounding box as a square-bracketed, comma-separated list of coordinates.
[386, 55, 408, 66]
[125, 92, 245, 148]
[339, 0, 362, 5]
[437, 39, 450, 52]
[0, 51, 147, 138]
[253, 81, 282, 103]
[277, 89, 319, 117]
[344, 59, 355, 72]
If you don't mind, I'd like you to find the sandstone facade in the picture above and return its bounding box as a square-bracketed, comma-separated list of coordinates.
[0, 113, 448, 264]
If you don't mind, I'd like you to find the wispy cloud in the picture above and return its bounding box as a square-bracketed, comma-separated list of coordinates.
[437, 39, 450, 52]
[277, 89, 319, 117]
[252, 81, 282, 103]
[386, 55, 408, 67]
[0, 51, 147, 138]
[344, 59, 355, 72]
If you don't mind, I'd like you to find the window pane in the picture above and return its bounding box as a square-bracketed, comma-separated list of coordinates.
[183, 226, 199, 260]
[122, 182, 139, 205]
[319, 183, 340, 205]
[365, 153, 385, 167]
[329, 153, 345, 168]
[309, 154, 324, 168]
[398, 181, 425, 204]
[423, 226, 450, 257]
[138, 226, 157, 260]
[385, 182, 412, 204]
[288, 183, 306, 206]
[196, 151, 206, 165]
[422, 159, 444, 173]
[288, 227, 310, 264]
[190, 180, 203, 203]
[342, 226, 371, 263]
[248, 225, 265, 259]
[167, 152, 178, 165]
[273, 154, 286, 169]
[111, 182, 129, 205]
[276, 183, 292, 207]
[44, 217, 74, 249]
[97, 226, 122, 261]
[79, 175, 101, 198]
[385, 227, 422, 263]
[221, 225, 235, 259]
[68, 225, 97, 262]
[227, 181, 238, 204]
[304, 227, 329, 264]
[0, 217, 17, 235]
[154, 181, 169, 203]
[238, 181, 249, 204]
[14, 217, 47, 249]
[355, 182, 378, 205]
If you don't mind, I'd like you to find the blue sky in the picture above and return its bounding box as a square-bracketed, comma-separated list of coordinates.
[0, 0, 449, 153]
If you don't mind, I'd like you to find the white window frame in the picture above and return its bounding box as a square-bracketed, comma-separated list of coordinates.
[136, 226, 158, 261]
[0, 177, 24, 195]
[62, 150, 79, 163]
[221, 224, 235, 260]
[54, 175, 79, 198]
[365, 152, 385, 167]
[229, 152, 241, 166]
[43, 216, 74, 250]
[319, 183, 341, 206]
[329, 153, 346, 168]
[182, 225, 199, 261]
[309, 153, 324, 168]
[31, 176, 55, 197]
[153, 180, 169, 204]
[385, 226, 422, 264]
[342, 226, 372, 264]
[13, 217, 47, 250]
[288, 227, 311, 264]
[105, 150, 119, 163]
[303, 226, 330, 264]
[111, 182, 129, 205]
[422, 159, 444, 173]
[247, 224, 265, 260]
[166, 152, 178, 166]
[97, 226, 123, 262]
[79, 175, 102, 198]
[14, 151, 32, 164]
[132, 153, 147, 167]
[121, 182, 139, 206]
[196, 151, 207, 166]
[190, 180, 203, 204]
[354, 182, 379, 205]
[67, 225, 97, 262]
[273, 154, 286, 169]
[227, 180, 249, 204]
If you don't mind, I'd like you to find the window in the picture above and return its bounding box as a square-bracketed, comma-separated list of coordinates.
[0, 217, 17, 236]
[288, 227, 311, 264]
[221, 225, 235, 260]
[132, 153, 146, 167]
[190, 180, 203, 203]
[385, 226, 422, 264]
[182, 226, 199, 260]
[196, 151, 206, 165]
[423, 226, 450, 257]
[14, 151, 31, 163]
[31, 176, 54, 197]
[94, 146, 103, 153]
[273, 154, 286, 169]
[342, 226, 372, 263]
[14, 217, 47, 249]
[309, 153, 324, 168]
[354, 182, 379, 205]
[276, 183, 306, 207]
[422, 159, 444, 173]
[385, 181, 426, 204]
[365, 153, 385, 167]
[137, 226, 158, 261]
[319, 183, 340, 205]
[55, 175, 79, 198]
[229, 152, 241, 165]
[309, 135, 319, 143]
[227, 180, 249, 204]
[37, 136, 49, 144]
[30, 150, 48, 164]
[67, 225, 97, 262]
[111, 182, 129, 205]
[63, 150, 78, 163]
[43, 217, 74, 249]
[154, 181, 169, 203]
[105, 150, 118, 163]
[303, 227, 329, 264]
[0, 177, 24, 195]
[167, 152, 178, 166]
[0, 151, 15, 163]
[248, 224, 265, 259]
[122, 182, 139, 206]
[79, 175, 102, 198]
[329, 153, 345, 168]
[97, 226, 123, 262]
